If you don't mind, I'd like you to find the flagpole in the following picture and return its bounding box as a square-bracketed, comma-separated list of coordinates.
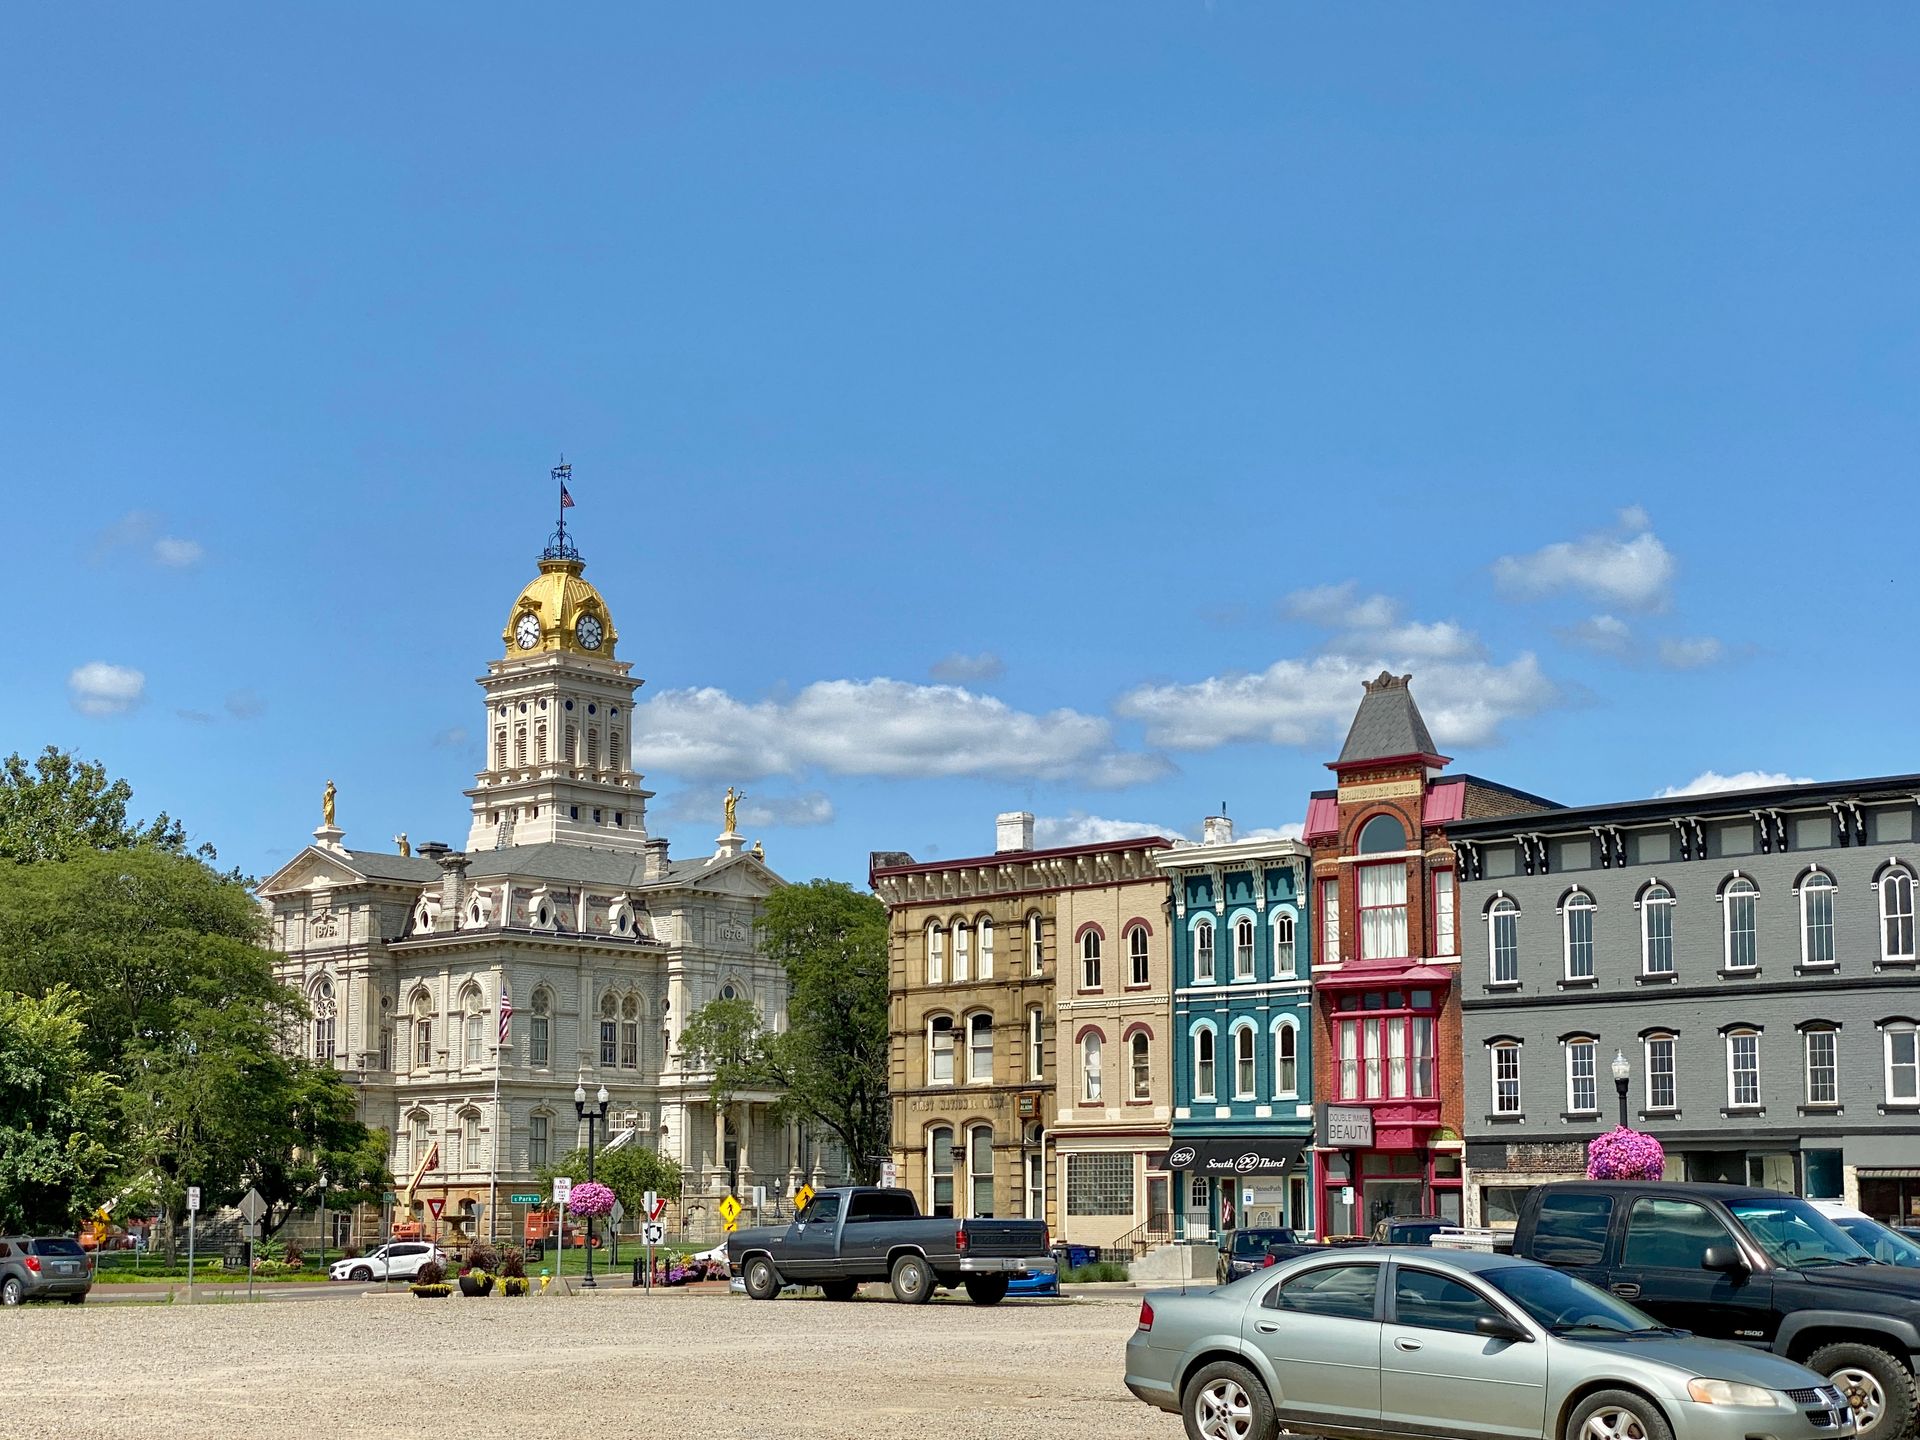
[490, 981, 506, 1246]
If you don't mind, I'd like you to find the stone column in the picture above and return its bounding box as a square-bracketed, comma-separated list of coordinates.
[712, 1103, 728, 1194]
[736, 1102, 752, 1193]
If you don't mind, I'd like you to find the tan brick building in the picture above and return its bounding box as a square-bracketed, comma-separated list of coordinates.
[870, 814, 1173, 1233]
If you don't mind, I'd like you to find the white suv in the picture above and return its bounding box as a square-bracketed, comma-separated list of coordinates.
[329, 1242, 445, 1282]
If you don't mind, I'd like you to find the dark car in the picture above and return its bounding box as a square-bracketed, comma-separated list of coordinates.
[0, 1237, 93, 1305]
[1370, 1215, 1451, 1247]
[1216, 1227, 1314, 1284]
[1509, 1181, 1920, 1440]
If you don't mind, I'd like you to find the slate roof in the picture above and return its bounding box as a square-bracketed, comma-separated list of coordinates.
[342, 850, 445, 883]
[1334, 671, 1446, 768]
[460, 842, 770, 890]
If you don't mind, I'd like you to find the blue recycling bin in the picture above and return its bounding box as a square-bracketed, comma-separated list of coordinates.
[1060, 1244, 1097, 1270]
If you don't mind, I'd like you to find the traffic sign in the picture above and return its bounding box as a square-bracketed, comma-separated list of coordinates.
[472, 1202, 486, 1221]
[238, 1187, 267, 1226]
[608, 1200, 626, 1226]
[642, 1221, 664, 1246]
[427, 1197, 445, 1220]
[793, 1184, 815, 1214]
[509, 1193, 540, 1205]
[647, 1196, 666, 1221]
[553, 1176, 573, 1207]
[724, 1217, 738, 1233]
[717, 1194, 742, 1225]
[186, 1186, 201, 1213]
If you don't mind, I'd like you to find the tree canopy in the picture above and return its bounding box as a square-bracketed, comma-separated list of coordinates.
[0, 986, 120, 1232]
[539, 1143, 683, 1227]
[0, 746, 194, 865]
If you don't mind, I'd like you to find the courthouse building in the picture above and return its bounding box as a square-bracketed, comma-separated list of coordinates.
[258, 518, 834, 1239]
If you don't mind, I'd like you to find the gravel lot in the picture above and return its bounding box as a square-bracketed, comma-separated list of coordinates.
[0, 1289, 1170, 1440]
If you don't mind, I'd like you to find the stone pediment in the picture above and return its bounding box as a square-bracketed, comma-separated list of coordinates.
[257, 847, 418, 899]
[658, 852, 784, 901]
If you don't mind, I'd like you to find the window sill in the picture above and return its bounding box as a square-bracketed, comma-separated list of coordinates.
[1484, 981, 1522, 993]
[1795, 963, 1840, 976]
[1078, 1099, 1106, 1108]
[1559, 1111, 1601, 1123]
[1717, 967, 1761, 980]
[1876, 958, 1918, 972]
[1639, 1109, 1680, 1122]
[1878, 1103, 1920, 1115]
[1124, 983, 1152, 992]
[1635, 973, 1677, 985]
[1125, 1096, 1154, 1106]
[1485, 1113, 1526, 1124]
[1557, 977, 1597, 990]
[1720, 1106, 1765, 1118]
[1798, 1104, 1844, 1116]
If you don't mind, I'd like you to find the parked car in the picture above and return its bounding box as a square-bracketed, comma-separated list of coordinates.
[1812, 1204, 1920, 1269]
[1217, 1228, 1316, 1285]
[0, 1237, 93, 1305]
[1371, 1215, 1452, 1247]
[1508, 1181, 1920, 1440]
[726, 1185, 1054, 1305]
[328, 1241, 446, 1282]
[1127, 1246, 1853, 1440]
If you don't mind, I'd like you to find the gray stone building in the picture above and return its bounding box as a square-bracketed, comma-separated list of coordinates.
[1452, 773, 1920, 1226]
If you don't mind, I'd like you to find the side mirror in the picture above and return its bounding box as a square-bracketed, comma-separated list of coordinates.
[1702, 1245, 1748, 1275]
[1476, 1314, 1531, 1343]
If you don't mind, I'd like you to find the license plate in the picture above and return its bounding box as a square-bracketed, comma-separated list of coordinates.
[54, 1263, 75, 1274]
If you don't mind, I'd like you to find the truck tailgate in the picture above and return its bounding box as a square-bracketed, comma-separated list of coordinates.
[960, 1220, 1049, 1256]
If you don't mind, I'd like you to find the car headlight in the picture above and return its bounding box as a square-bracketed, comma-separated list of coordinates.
[1688, 1379, 1778, 1407]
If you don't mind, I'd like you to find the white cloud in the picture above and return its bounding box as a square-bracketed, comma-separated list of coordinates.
[224, 688, 265, 719]
[153, 536, 204, 568]
[1282, 582, 1398, 630]
[631, 678, 1168, 788]
[1236, 822, 1306, 842]
[1033, 811, 1182, 848]
[90, 511, 206, 570]
[660, 787, 837, 831]
[1657, 636, 1725, 670]
[1558, 614, 1635, 657]
[1329, 620, 1483, 663]
[1493, 508, 1675, 612]
[1657, 769, 1814, 798]
[742, 792, 836, 828]
[929, 651, 1005, 683]
[69, 662, 146, 716]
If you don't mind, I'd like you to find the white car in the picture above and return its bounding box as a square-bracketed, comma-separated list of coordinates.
[329, 1242, 446, 1282]
[1810, 1201, 1920, 1267]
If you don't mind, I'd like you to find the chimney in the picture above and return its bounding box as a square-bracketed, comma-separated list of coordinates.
[1202, 815, 1234, 847]
[996, 811, 1035, 853]
[435, 851, 469, 931]
[643, 836, 670, 882]
[416, 841, 451, 860]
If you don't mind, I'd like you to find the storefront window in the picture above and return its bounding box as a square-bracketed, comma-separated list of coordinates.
[1333, 990, 1437, 1100]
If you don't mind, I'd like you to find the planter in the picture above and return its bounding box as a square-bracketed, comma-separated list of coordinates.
[457, 1274, 495, 1298]
[410, 1284, 453, 1299]
[502, 1277, 530, 1297]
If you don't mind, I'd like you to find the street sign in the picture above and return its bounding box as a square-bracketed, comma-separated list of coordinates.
[642, 1221, 665, 1245]
[717, 1194, 742, 1225]
[878, 1162, 898, 1188]
[724, 1218, 738, 1233]
[793, 1184, 815, 1214]
[509, 1193, 541, 1204]
[647, 1196, 666, 1221]
[238, 1187, 267, 1226]
[553, 1176, 573, 1208]
[427, 1197, 446, 1220]
[608, 1200, 626, 1226]
[186, 1186, 201, 1213]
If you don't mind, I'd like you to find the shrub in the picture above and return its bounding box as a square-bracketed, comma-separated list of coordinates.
[416, 1259, 446, 1286]
[464, 1241, 499, 1275]
[498, 1247, 526, 1279]
[1062, 1261, 1130, 1284]
[285, 1244, 304, 1268]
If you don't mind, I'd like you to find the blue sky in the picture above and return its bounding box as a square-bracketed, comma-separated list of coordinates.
[4, 6, 1916, 883]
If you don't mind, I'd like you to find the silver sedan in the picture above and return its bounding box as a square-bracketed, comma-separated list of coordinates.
[1125, 1247, 1855, 1440]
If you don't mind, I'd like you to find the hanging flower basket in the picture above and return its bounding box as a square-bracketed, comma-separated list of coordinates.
[568, 1182, 618, 1219]
[1587, 1127, 1665, 1180]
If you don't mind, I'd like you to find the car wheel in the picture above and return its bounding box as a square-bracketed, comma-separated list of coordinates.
[349, 1266, 373, 1283]
[1811, 1343, 1918, 1440]
[889, 1254, 934, 1305]
[743, 1257, 782, 1301]
[963, 1275, 1009, 1306]
[1, 1278, 21, 1307]
[1566, 1388, 1676, 1440]
[1181, 1358, 1273, 1440]
[820, 1280, 858, 1302]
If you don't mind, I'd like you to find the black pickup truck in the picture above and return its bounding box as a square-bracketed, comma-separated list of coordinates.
[1509, 1181, 1920, 1440]
[726, 1186, 1054, 1305]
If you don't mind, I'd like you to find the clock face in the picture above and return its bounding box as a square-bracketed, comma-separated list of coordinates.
[514, 613, 541, 649]
[575, 614, 604, 650]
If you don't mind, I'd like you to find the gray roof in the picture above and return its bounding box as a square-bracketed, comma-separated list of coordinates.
[461, 842, 774, 891]
[1336, 671, 1444, 767]
[343, 850, 446, 882]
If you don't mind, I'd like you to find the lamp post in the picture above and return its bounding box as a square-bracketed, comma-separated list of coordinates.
[574, 1083, 610, 1289]
[1611, 1051, 1631, 1129]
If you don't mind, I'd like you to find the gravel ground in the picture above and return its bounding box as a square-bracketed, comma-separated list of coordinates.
[0, 1289, 1171, 1440]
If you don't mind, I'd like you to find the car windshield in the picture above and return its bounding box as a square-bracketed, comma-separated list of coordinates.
[1487, 1263, 1667, 1335]
[1234, 1230, 1298, 1255]
[1728, 1200, 1872, 1268]
[1830, 1216, 1920, 1268]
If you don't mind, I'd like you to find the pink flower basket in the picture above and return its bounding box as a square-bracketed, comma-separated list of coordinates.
[1586, 1127, 1665, 1180]
[567, 1181, 617, 1218]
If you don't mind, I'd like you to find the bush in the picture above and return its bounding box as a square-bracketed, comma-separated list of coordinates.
[1062, 1261, 1130, 1284]
[416, 1259, 446, 1286]
[464, 1241, 499, 1275]
[284, 1245, 304, 1268]
[498, 1247, 526, 1279]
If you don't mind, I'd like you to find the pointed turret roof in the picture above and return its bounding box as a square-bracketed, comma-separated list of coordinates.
[1331, 671, 1450, 772]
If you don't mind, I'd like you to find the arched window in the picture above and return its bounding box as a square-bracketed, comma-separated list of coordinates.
[1644, 1032, 1677, 1112]
[966, 1125, 995, 1219]
[564, 724, 577, 765]
[926, 922, 946, 985]
[1883, 867, 1916, 963]
[927, 1126, 956, 1218]
[1563, 891, 1596, 981]
[928, 1015, 955, 1085]
[461, 1109, 482, 1169]
[1725, 1027, 1762, 1109]
[1128, 925, 1150, 986]
[967, 1014, 993, 1085]
[310, 976, 336, 1061]
[1233, 1023, 1257, 1099]
[1564, 1036, 1597, 1114]
[412, 991, 433, 1069]
[977, 917, 994, 980]
[514, 726, 527, 767]
[1723, 878, 1759, 971]
[610, 730, 622, 770]
[1358, 813, 1407, 854]
[1233, 916, 1256, 979]
[599, 993, 618, 1067]
[535, 723, 548, 764]
[952, 921, 972, 983]
[1027, 1007, 1045, 1082]
[529, 1111, 551, 1170]
[529, 989, 551, 1069]
[1081, 929, 1102, 991]
[493, 727, 507, 769]
[1130, 1031, 1151, 1101]
[462, 986, 485, 1065]
[1193, 1025, 1217, 1101]
[1026, 913, 1044, 975]
[586, 728, 599, 769]
[621, 994, 640, 1069]
[1081, 1032, 1103, 1102]
[1273, 913, 1297, 976]
[1488, 898, 1520, 985]
[1274, 1021, 1299, 1098]
[1642, 884, 1675, 975]
[1194, 919, 1216, 984]
[405, 1110, 430, 1173]
[378, 995, 394, 1073]
[1800, 871, 1837, 968]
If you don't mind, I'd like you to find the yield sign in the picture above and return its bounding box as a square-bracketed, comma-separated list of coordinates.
[647, 1196, 666, 1222]
[426, 1197, 446, 1220]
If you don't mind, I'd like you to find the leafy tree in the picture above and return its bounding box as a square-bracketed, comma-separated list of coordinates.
[679, 880, 890, 1183]
[539, 1143, 683, 1226]
[0, 747, 195, 865]
[240, 1063, 393, 1237]
[0, 986, 120, 1231]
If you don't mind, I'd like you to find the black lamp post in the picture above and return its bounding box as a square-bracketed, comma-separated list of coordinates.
[1611, 1050, 1631, 1128]
[574, 1082, 610, 1288]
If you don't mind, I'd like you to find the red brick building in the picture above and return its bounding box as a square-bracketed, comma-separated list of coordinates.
[1303, 672, 1555, 1236]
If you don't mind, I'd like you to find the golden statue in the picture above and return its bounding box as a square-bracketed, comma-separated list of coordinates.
[395, 833, 411, 857]
[322, 779, 337, 827]
[723, 786, 742, 835]
[751, 840, 764, 860]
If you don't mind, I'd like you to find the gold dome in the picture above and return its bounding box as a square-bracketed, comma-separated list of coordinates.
[502, 557, 619, 659]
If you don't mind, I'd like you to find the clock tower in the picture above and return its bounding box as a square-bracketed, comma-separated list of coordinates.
[464, 539, 653, 853]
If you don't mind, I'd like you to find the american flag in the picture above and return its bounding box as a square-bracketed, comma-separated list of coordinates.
[560, 483, 575, 509]
[499, 990, 513, 1043]
[554, 460, 574, 508]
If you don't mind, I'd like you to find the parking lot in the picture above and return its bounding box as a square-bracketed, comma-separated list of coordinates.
[0, 1289, 1168, 1440]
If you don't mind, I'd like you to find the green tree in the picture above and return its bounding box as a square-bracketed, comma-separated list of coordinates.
[0, 746, 194, 865]
[679, 879, 890, 1182]
[239, 1062, 393, 1237]
[539, 1144, 683, 1226]
[0, 986, 120, 1231]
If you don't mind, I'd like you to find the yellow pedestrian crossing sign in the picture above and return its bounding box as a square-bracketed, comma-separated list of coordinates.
[719, 1194, 742, 1232]
[793, 1184, 815, 1215]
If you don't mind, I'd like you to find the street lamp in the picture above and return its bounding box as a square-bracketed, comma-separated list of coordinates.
[574, 1083, 610, 1289]
[1611, 1051, 1631, 1128]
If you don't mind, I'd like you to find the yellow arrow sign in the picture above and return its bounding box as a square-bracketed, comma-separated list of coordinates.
[724, 1217, 738, 1233]
[718, 1194, 742, 1225]
[793, 1184, 815, 1214]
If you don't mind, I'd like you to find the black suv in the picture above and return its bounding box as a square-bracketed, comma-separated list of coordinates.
[0, 1237, 93, 1305]
[1510, 1182, 1920, 1440]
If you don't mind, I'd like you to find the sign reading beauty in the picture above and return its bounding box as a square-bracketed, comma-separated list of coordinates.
[1324, 1104, 1374, 1149]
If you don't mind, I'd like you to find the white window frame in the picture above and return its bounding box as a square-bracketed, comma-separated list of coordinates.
[1194, 918, 1216, 984]
[927, 1126, 955, 1218]
[1723, 878, 1759, 972]
[529, 989, 551, 1069]
[1564, 1037, 1598, 1114]
[1128, 925, 1151, 988]
[928, 1015, 955, 1086]
[1027, 1006, 1044, 1082]
[1433, 870, 1458, 957]
[964, 1123, 995, 1219]
[1488, 898, 1520, 985]
[1320, 876, 1341, 967]
[1129, 1031, 1151, 1102]
[1644, 1032, 1677, 1112]
[953, 922, 972, 983]
[1563, 891, 1596, 981]
[1028, 913, 1045, 976]
[966, 1012, 993, 1086]
[1800, 871, 1838, 969]
[1081, 1032, 1103, 1103]
[1231, 1021, 1257, 1100]
[977, 917, 994, 980]
[1726, 1029, 1761, 1110]
[1273, 911, 1297, 977]
[1642, 884, 1675, 976]
[1233, 914, 1257, 980]
[1884, 1023, 1920, 1105]
[927, 922, 945, 985]
[1081, 929, 1102, 991]
[1491, 1043, 1521, 1116]
[1883, 867, 1917, 963]
[1273, 1018, 1299, 1099]
[1804, 1028, 1839, 1107]
[1193, 1024, 1217, 1102]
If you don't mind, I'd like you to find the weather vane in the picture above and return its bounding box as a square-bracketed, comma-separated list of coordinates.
[544, 456, 579, 560]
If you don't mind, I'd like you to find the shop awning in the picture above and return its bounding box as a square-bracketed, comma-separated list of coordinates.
[1859, 1168, 1920, 1179]
[1167, 1137, 1306, 1176]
